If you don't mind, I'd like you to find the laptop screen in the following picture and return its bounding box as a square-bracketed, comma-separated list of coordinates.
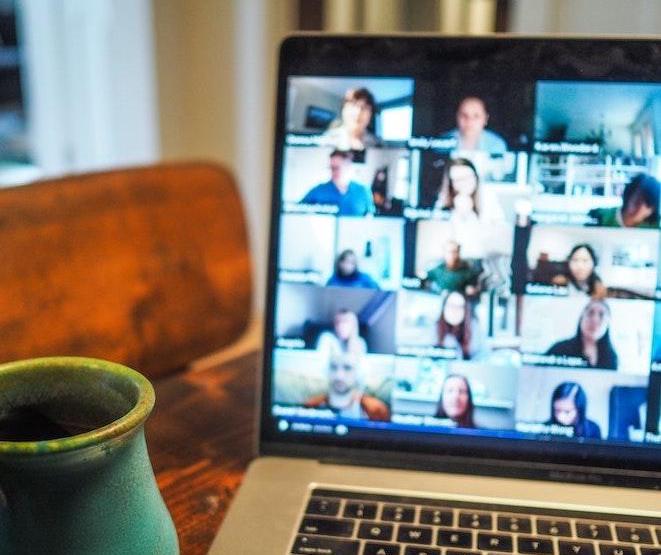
[263, 36, 661, 471]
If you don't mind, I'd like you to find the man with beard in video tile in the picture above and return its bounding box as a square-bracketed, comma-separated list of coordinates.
[304, 351, 389, 421]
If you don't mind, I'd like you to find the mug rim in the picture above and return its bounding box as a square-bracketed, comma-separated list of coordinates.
[0, 356, 155, 455]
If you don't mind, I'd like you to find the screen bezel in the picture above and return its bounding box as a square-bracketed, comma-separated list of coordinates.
[259, 34, 661, 484]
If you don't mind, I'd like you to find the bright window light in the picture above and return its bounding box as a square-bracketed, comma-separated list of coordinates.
[380, 105, 412, 141]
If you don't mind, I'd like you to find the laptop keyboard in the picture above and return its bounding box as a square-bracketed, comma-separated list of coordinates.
[290, 488, 661, 555]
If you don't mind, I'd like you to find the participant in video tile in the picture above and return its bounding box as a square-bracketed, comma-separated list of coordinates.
[300, 150, 374, 216]
[322, 88, 379, 151]
[423, 239, 480, 297]
[434, 158, 480, 213]
[434, 374, 475, 429]
[371, 166, 404, 216]
[548, 244, 607, 298]
[546, 299, 618, 370]
[437, 291, 489, 360]
[432, 158, 507, 257]
[588, 173, 660, 228]
[326, 249, 380, 289]
[441, 96, 507, 154]
[316, 309, 368, 357]
[546, 382, 601, 439]
[304, 351, 390, 421]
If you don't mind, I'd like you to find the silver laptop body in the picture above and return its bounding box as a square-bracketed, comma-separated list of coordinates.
[211, 35, 661, 554]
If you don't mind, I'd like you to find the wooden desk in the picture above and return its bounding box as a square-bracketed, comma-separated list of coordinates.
[148, 350, 260, 555]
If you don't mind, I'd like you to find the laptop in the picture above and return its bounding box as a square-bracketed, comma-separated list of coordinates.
[210, 35, 661, 555]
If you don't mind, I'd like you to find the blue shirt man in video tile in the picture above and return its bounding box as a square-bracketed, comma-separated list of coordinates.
[301, 149, 374, 216]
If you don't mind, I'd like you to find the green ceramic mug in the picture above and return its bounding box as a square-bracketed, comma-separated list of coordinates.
[0, 357, 179, 555]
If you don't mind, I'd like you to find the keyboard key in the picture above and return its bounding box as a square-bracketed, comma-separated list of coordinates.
[577, 523, 612, 541]
[559, 541, 595, 555]
[538, 519, 572, 537]
[363, 542, 401, 555]
[397, 525, 433, 545]
[615, 526, 653, 544]
[498, 515, 532, 533]
[292, 534, 359, 555]
[358, 522, 394, 542]
[437, 529, 473, 548]
[297, 490, 661, 555]
[599, 545, 636, 555]
[459, 511, 493, 530]
[405, 547, 441, 555]
[518, 537, 554, 554]
[478, 533, 514, 552]
[306, 497, 340, 516]
[299, 517, 354, 537]
[420, 508, 453, 526]
[344, 501, 377, 520]
[382, 505, 416, 523]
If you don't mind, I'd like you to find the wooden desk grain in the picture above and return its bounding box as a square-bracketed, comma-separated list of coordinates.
[148, 351, 260, 555]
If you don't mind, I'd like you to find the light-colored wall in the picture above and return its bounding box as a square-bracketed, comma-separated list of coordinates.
[509, 0, 661, 34]
[152, 0, 296, 314]
[153, 1, 237, 164]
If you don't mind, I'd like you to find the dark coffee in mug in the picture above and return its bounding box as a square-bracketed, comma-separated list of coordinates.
[0, 359, 135, 444]
[0, 405, 101, 441]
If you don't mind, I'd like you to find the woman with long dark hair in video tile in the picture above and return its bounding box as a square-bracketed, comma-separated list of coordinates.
[434, 158, 507, 258]
[323, 88, 379, 151]
[326, 249, 379, 289]
[551, 244, 607, 298]
[546, 382, 601, 439]
[588, 173, 660, 228]
[434, 374, 475, 428]
[436, 291, 488, 360]
[545, 299, 618, 370]
[437, 158, 481, 214]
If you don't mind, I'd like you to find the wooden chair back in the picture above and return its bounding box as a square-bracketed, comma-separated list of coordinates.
[0, 162, 252, 378]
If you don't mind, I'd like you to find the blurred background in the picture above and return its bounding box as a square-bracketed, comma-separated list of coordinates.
[2, 0, 661, 317]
